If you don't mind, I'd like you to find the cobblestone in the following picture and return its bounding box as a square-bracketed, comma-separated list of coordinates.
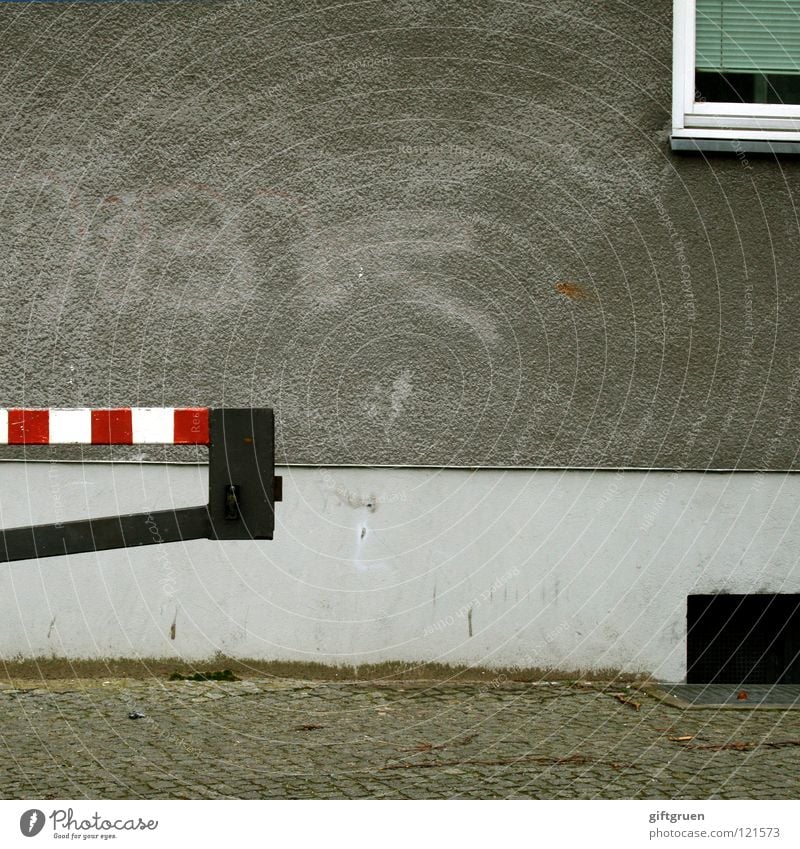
[1, 679, 798, 799]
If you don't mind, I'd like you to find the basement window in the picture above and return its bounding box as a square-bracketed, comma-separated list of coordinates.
[687, 594, 800, 684]
[672, 0, 800, 152]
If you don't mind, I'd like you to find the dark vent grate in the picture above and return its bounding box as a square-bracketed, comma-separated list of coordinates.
[687, 594, 800, 685]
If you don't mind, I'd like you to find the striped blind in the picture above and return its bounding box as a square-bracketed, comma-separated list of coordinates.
[696, 0, 800, 73]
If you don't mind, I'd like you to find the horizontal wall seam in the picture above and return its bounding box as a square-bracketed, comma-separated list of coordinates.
[0, 460, 799, 474]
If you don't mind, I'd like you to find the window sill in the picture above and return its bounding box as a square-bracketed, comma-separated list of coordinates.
[671, 136, 800, 154]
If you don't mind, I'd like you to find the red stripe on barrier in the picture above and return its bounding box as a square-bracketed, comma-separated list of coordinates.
[8, 409, 49, 444]
[173, 408, 209, 444]
[91, 409, 133, 445]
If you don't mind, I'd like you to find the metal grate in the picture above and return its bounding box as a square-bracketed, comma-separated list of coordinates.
[687, 594, 800, 685]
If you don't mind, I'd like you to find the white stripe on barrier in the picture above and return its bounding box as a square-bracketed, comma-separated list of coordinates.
[0, 409, 6, 445]
[49, 408, 92, 443]
[131, 407, 175, 443]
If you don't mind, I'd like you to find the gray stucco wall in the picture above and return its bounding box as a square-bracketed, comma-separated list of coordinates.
[1, 1, 798, 468]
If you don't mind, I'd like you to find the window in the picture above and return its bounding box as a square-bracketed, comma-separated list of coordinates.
[672, 0, 800, 151]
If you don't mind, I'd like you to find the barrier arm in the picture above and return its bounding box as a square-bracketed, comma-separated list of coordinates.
[0, 407, 281, 562]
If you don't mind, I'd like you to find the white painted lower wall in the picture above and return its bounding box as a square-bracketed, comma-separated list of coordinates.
[1, 462, 799, 682]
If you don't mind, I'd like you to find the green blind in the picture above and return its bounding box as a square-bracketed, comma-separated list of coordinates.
[696, 0, 800, 73]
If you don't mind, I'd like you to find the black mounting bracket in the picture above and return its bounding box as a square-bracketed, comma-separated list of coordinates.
[0, 408, 281, 563]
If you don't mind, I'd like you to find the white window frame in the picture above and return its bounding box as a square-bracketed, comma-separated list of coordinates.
[672, 0, 800, 145]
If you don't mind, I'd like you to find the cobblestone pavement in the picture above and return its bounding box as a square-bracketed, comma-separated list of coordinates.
[1, 678, 799, 799]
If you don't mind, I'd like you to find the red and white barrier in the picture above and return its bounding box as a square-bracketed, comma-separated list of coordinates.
[0, 408, 209, 445]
